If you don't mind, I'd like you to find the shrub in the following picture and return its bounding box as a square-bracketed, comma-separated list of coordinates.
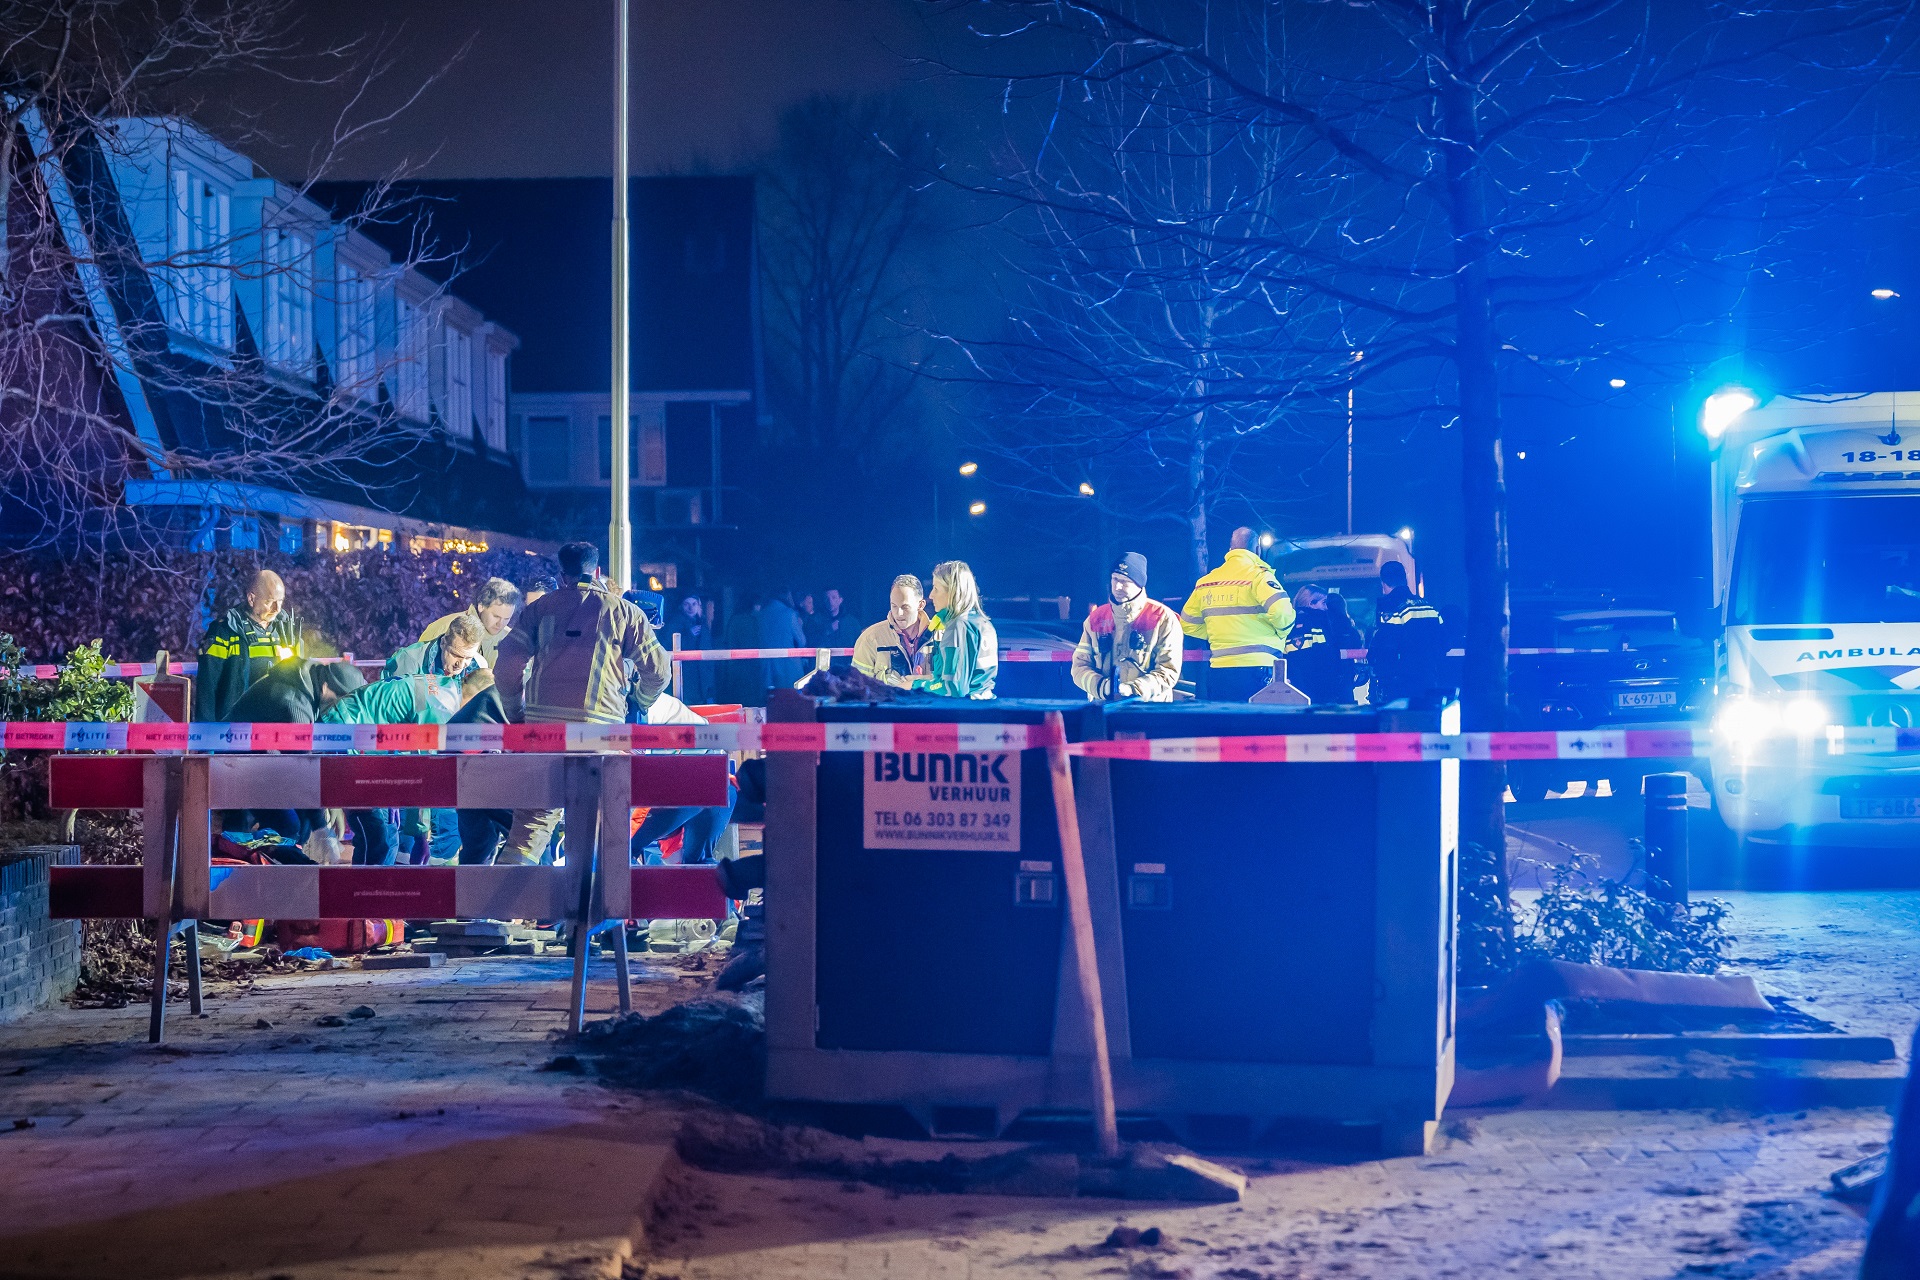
[1461, 843, 1733, 980]
[0, 547, 557, 664]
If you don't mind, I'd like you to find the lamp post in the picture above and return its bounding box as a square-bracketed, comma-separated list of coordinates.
[607, 0, 633, 591]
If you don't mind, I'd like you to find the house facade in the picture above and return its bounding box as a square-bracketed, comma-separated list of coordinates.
[11, 115, 548, 557]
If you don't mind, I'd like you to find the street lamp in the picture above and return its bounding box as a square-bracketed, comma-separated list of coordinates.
[606, 0, 633, 591]
[1609, 378, 1627, 389]
[1873, 288, 1900, 300]
[968, 500, 987, 516]
[958, 461, 978, 477]
[1078, 481, 1095, 497]
[1258, 531, 1275, 549]
[1396, 526, 1415, 547]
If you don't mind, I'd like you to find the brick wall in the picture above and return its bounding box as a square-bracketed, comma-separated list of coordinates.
[0, 845, 82, 1022]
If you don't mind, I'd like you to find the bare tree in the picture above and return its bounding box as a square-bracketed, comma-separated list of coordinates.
[759, 93, 931, 460]
[943, 15, 1351, 578]
[0, 0, 460, 552]
[939, 0, 1919, 854]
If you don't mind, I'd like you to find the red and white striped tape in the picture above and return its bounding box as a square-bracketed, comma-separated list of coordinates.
[19, 719, 1743, 762]
[5, 644, 1649, 680]
[1, 655, 374, 680]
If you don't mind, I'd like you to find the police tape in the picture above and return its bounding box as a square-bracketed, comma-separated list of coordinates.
[18, 719, 1909, 761]
[5, 644, 1638, 679]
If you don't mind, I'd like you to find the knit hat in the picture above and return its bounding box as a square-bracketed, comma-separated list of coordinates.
[1113, 552, 1148, 590]
[317, 661, 367, 699]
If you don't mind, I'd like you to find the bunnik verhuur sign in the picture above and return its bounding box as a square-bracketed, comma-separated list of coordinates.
[862, 749, 1021, 851]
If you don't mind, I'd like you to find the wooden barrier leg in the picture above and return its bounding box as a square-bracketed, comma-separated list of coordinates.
[184, 921, 203, 1015]
[613, 923, 633, 1014]
[1043, 710, 1120, 1159]
[145, 760, 183, 1046]
[147, 921, 174, 1044]
[565, 758, 603, 1036]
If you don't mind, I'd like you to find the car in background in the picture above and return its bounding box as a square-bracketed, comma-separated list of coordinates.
[1506, 602, 1711, 802]
[1271, 532, 1417, 634]
[992, 617, 1081, 699]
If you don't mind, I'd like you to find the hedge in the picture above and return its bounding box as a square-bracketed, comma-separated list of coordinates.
[0, 548, 558, 667]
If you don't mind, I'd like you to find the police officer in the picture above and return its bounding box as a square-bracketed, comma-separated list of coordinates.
[1369, 560, 1446, 705]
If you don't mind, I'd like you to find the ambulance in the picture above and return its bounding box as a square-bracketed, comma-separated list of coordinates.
[1708, 390, 1920, 845]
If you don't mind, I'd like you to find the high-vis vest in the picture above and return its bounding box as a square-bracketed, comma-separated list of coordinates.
[1179, 549, 1297, 668]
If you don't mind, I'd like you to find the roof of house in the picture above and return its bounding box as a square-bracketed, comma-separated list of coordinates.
[312, 177, 758, 396]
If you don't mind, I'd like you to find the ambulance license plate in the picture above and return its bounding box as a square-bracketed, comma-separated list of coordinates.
[1841, 797, 1920, 819]
[1614, 690, 1677, 709]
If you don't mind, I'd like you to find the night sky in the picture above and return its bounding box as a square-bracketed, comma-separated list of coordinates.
[222, 0, 932, 180]
[199, 1, 1920, 609]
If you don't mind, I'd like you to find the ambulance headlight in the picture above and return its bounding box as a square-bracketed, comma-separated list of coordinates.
[1779, 697, 1833, 737]
[1712, 696, 1779, 749]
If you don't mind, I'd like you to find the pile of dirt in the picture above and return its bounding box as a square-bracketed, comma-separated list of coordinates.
[672, 1109, 1051, 1194]
[568, 993, 766, 1103]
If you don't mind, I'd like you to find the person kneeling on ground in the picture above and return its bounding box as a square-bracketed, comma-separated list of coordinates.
[630, 693, 737, 866]
[317, 669, 462, 866]
[223, 658, 368, 841]
[444, 669, 516, 865]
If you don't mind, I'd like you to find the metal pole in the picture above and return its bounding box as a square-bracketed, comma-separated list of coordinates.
[1346, 385, 1354, 534]
[1643, 772, 1690, 902]
[608, 0, 633, 592]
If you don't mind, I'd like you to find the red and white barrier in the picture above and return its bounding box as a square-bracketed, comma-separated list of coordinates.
[45, 750, 732, 1042]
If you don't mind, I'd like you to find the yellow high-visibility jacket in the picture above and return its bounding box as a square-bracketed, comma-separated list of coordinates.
[1179, 549, 1296, 668]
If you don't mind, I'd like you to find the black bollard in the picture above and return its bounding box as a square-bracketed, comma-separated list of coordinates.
[1643, 772, 1691, 902]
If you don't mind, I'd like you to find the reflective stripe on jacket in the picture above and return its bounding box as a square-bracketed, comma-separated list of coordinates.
[852, 619, 931, 689]
[1369, 591, 1446, 704]
[1178, 549, 1296, 668]
[196, 607, 302, 721]
[1072, 597, 1183, 701]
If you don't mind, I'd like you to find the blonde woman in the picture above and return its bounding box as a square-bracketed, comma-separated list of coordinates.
[921, 560, 998, 699]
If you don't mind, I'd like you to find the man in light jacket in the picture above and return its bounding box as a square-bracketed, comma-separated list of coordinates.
[852, 574, 934, 689]
[1072, 553, 1183, 702]
[491, 541, 670, 863]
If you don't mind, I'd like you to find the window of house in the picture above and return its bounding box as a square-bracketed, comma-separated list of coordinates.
[393, 296, 429, 421]
[443, 322, 473, 435]
[526, 415, 571, 485]
[168, 168, 232, 347]
[262, 226, 314, 375]
[485, 349, 509, 451]
[597, 414, 640, 480]
[334, 268, 375, 399]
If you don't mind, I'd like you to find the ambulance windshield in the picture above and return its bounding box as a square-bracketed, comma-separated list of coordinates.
[1729, 495, 1920, 625]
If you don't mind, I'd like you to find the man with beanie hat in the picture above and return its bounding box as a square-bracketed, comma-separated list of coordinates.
[1072, 552, 1184, 702]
